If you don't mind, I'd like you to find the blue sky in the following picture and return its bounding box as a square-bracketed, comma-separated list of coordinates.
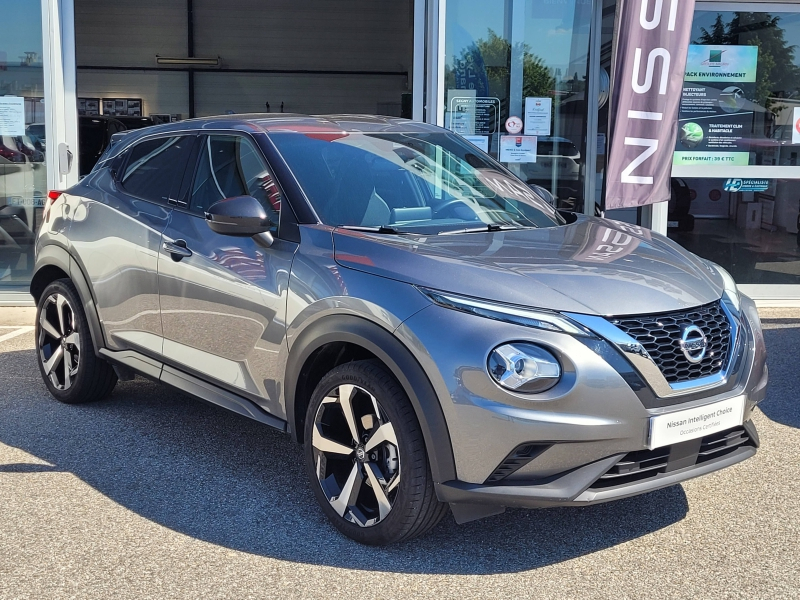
[0, 0, 43, 64]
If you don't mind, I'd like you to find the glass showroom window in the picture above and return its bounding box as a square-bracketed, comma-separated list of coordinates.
[442, 0, 592, 213]
[668, 4, 800, 288]
[0, 0, 48, 290]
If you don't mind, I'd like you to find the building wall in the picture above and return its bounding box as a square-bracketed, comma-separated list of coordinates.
[74, 0, 413, 118]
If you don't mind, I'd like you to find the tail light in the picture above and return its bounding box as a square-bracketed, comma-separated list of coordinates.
[43, 190, 63, 222]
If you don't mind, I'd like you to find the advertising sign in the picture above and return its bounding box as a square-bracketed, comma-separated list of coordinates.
[723, 179, 770, 193]
[0, 96, 25, 136]
[500, 135, 537, 163]
[673, 45, 759, 171]
[524, 97, 552, 136]
[605, 0, 696, 210]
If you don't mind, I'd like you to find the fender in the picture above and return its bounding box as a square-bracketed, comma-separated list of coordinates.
[284, 314, 457, 484]
[30, 243, 106, 356]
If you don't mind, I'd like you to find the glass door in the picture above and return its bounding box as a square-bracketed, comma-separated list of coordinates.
[438, 0, 594, 212]
[0, 0, 48, 289]
[666, 3, 800, 295]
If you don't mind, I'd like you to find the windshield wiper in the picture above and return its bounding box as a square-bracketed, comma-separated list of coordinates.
[339, 225, 404, 234]
[439, 224, 536, 235]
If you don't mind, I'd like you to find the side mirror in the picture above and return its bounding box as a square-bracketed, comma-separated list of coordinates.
[205, 196, 273, 237]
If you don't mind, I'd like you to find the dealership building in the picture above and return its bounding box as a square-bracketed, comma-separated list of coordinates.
[1, 0, 799, 305]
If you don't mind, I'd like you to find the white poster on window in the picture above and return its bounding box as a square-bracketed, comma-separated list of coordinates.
[500, 135, 537, 163]
[462, 135, 489, 153]
[0, 96, 25, 136]
[793, 107, 800, 145]
[524, 97, 552, 136]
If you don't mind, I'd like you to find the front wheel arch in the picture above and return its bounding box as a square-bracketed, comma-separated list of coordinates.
[284, 315, 456, 484]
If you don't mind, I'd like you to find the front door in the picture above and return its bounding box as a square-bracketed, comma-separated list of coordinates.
[157, 133, 296, 417]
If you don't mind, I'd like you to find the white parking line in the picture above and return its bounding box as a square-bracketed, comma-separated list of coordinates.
[0, 326, 35, 343]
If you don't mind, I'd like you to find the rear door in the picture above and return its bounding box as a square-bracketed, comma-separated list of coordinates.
[69, 133, 194, 357]
[157, 133, 296, 416]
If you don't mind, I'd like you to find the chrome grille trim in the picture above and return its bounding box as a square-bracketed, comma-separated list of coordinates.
[565, 301, 741, 398]
[611, 302, 731, 383]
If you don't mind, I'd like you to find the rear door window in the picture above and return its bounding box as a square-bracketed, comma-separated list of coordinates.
[120, 136, 193, 204]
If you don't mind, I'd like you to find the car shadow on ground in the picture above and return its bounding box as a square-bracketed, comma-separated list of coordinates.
[758, 322, 800, 429]
[0, 347, 688, 575]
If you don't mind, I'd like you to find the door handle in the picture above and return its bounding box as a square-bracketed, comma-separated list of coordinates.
[163, 240, 192, 261]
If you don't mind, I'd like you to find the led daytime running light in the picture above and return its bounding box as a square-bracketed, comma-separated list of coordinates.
[418, 288, 592, 337]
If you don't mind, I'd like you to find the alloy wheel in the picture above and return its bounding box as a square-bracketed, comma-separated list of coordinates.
[38, 293, 80, 391]
[311, 384, 400, 527]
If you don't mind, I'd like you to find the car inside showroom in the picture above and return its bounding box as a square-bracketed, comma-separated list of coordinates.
[1, 0, 799, 304]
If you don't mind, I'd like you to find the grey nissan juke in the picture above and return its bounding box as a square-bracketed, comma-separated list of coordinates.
[31, 115, 767, 545]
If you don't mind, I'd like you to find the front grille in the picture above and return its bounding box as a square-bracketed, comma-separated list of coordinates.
[610, 301, 731, 384]
[589, 426, 753, 490]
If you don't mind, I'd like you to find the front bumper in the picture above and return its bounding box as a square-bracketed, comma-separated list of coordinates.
[396, 294, 766, 512]
[436, 420, 758, 511]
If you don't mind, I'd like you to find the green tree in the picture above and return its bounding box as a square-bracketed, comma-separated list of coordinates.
[445, 29, 556, 103]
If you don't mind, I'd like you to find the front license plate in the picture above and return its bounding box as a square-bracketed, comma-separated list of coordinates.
[649, 396, 746, 449]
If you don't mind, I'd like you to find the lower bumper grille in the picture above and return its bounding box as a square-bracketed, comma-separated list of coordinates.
[590, 425, 755, 490]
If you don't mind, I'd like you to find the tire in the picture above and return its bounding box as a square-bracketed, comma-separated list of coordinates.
[303, 359, 447, 545]
[35, 279, 117, 404]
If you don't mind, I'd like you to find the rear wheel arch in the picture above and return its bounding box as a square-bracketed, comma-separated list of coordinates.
[285, 315, 456, 484]
[30, 244, 106, 355]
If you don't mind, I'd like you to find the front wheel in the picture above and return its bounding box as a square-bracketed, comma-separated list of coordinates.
[35, 279, 117, 404]
[304, 360, 447, 545]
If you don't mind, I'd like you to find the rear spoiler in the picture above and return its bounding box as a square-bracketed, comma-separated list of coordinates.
[109, 130, 134, 148]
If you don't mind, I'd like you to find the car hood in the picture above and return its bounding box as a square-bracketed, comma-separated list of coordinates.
[332, 216, 724, 316]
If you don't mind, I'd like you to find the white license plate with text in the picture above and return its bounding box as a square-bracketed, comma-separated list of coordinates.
[649, 396, 746, 449]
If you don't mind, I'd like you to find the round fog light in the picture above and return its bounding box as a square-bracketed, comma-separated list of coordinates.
[488, 343, 561, 393]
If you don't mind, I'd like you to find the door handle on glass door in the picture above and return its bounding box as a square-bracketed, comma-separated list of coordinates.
[163, 240, 192, 261]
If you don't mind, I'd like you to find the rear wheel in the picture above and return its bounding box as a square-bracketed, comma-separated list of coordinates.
[304, 360, 447, 545]
[36, 279, 117, 404]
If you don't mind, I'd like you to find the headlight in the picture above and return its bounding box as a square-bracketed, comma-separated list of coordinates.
[417, 287, 592, 336]
[705, 260, 740, 312]
[488, 343, 561, 393]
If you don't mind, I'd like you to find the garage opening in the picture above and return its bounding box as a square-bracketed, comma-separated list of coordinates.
[74, 0, 414, 127]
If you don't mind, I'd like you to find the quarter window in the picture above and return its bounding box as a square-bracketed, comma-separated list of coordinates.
[190, 135, 280, 228]
[120, 136, 192, 204]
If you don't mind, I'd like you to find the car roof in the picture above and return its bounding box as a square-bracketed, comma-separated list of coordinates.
[118, 113, 443, 137]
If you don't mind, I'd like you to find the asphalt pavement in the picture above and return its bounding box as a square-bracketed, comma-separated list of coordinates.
[0, 315, 798, 599]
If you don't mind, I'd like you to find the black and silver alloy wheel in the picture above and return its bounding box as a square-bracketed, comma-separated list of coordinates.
[311, 383, 400, 527]
[304, 360, 447, 545]
[38, 292, 80, 391]
[35, 279, 117, 404]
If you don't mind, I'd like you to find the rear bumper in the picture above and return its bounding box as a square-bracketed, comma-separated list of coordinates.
[436, 421, 758, 510]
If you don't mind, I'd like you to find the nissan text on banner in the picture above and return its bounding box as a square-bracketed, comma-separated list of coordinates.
[605, 0, 696, 210]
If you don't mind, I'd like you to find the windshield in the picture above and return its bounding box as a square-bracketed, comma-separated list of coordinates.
[270, 130, 564, 233]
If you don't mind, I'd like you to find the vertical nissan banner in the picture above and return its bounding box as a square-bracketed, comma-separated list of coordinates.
[605, 0, 696, 209]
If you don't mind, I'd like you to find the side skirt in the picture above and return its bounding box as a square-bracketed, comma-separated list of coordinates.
[99, 348, 288, 432]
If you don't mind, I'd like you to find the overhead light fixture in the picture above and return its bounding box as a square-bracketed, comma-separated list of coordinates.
[155, 56, 221, 67]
